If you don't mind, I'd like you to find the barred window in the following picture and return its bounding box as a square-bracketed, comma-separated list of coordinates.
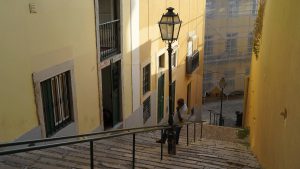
[204, 35, 214, 56]
[41, 71, 73, 137]
[226, 33, 238, 57]
[228, 0, 239, 17]
[206, 0, 216, 17]
[143, 64, 151, 94]
[143, 96, 151, 123]
[248, 32, 253, 55]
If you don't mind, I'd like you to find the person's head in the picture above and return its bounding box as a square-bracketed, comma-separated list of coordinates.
[177, 98, 184, 107]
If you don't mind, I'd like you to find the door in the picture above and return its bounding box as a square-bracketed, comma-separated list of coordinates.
[111, 60, 122, 126]
[157, 74, 165, 123]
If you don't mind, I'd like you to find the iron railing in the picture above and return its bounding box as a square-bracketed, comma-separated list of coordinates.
[99, 19, 121, 61]
[208, 109, 220, 125]
[0, 121, 204, 169]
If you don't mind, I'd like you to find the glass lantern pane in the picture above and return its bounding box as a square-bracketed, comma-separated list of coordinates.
[173, 24, 180, 40]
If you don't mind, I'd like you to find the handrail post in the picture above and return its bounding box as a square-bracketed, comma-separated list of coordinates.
[200, 121, 203, 140]
[209, 111, 212, 124]
[194, 123, 196, 142]
[187, 124, 189, 146]
[214, 113, 216, 125]
[90, 141, 94, 169]
[132, 133, 135, 169]
[160, 129, 163, 160]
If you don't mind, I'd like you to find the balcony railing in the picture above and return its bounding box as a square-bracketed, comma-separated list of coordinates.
[99, 19, 121, 61]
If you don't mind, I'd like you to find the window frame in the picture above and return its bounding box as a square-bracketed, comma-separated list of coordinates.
[33, 60, 78, 138]
[142, 63, 151, 95]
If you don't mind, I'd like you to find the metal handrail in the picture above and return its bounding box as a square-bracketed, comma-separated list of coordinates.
[0, 121, 205, 169]
[0, 124, 168, 148]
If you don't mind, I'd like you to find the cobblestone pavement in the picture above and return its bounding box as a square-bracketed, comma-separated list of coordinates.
[202, 99, 244, 127]
[0, 124, 260, 169]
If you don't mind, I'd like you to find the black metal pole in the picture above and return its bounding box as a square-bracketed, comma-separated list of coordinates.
[187, 124, 189, 146]
[219, 87, 224, 126]
[200, 121, 203, 139]
[194, 123, 196, 142]
[90, 141, 94, 169]
[132, 133, 135, 169]
[209, 111, 212, 125]
[160, 129, 163, 160]
[167, 42, 176, 155]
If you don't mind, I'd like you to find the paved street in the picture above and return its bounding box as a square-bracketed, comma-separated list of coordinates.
[202, 98, 244, 127]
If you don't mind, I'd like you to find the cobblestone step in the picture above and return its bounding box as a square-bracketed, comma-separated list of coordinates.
[0, 124, 260, 169]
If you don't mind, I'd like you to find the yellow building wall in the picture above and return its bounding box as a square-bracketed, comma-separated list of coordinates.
[204, 0, 256, 93]
[139, 0, 205, 117]
[245, 1, 300, 168]
[120, 0, 133, 121]
[0, 0, 100, 142]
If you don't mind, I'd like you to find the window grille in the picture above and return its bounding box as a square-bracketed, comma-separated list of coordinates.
[228, 0, 239, 16]
[41, 71, 73, 137]
[204, 35, 214, 56]
[143, 64, 151, 94]
[226, 33, 238, 57]
[143, 96, 151, 123]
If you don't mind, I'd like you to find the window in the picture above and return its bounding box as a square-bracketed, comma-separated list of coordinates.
[228, 0, 239, 17]
[143, 64, 151, 94]
[204, 35, 214, 56]
[143, 96, 151, 123]
[245, 67, 250, 75]
[252, 0, 258, 15]
[40, 71, 73, 137]
[206, 0, 215, 17]
[248, 32, 253, 55]
[204, 72, 213, 80]
[226, 33, 238, 57]
[159, 54, 165, 68]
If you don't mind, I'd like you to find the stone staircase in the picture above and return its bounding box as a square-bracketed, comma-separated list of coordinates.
[0, 124, 260, 169]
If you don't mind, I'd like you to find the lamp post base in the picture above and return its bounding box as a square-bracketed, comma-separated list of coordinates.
[167, 127, 176, 155]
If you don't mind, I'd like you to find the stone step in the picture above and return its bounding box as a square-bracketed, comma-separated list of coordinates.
[0, 125, 260, 169]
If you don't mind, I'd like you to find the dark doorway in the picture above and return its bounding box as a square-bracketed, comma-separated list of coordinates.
[101, 60, 122, 129]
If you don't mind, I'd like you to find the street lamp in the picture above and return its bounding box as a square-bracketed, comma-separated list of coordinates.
[219, 77, 226, 126]
[158, 7, 182, 155]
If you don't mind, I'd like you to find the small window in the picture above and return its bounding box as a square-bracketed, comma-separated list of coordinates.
[228, 0, 239, 17]
[252, 0, 258, 15]
[248, 32, 253, 55]
[40, 71, 73, 137]
[206, 0, 216, 17]
[226, 33, 238, 57]
[204, 35, 214, 56]
[143, 96, 151, 123]
[143, 64, 151, 94]
[159, 54, 165, 68]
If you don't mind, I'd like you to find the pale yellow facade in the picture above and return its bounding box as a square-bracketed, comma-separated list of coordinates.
[0, 0, 205, 142]
[0, 0, 101, 142]
[138, 0, 205, 125]
[203, 0, 257, 94]
[245, 0, 300, 168]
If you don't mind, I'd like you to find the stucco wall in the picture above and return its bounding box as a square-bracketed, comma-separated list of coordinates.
[0, 0, 100, 142]
[245, 1, 300, 168]
[139, 0, 205, 124]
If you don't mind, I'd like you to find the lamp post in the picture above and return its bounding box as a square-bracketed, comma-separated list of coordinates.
[158, 7, 182, 155]
[219, 77, 226, 126]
